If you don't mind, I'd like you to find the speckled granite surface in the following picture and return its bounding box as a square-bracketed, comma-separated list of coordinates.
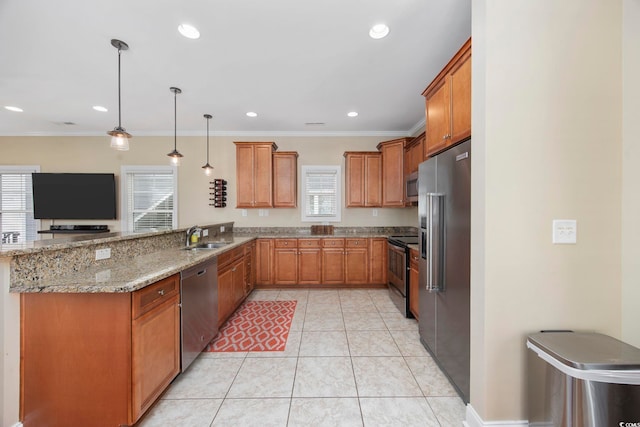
[8, 225, 415, 294]
[9, 236, 253, 293]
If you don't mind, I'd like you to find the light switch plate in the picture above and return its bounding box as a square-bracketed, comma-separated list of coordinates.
[202, 229, 209, 237]
[372, 208, 378, 217]
[241, 209, 248, 217]
[552, 220, 577, 244]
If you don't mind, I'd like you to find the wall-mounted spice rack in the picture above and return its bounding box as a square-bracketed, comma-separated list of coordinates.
[209, 179, 227, 208]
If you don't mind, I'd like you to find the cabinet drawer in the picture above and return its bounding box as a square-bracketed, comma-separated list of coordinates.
[274, 239, 297, 248]
[345, 238, 367, 248]
[132, 274, 180, 319]
[297, 238, 321, 248]
[218, 245, 244, 268]
[322, 238, 345, 248]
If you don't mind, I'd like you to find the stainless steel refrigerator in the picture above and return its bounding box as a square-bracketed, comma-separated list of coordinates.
[418, 139, 471, 403]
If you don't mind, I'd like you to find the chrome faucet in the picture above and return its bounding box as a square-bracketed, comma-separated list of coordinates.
[186, 225, 201, 246]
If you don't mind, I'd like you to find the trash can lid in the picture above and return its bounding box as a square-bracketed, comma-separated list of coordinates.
[527, 332, 640, 370]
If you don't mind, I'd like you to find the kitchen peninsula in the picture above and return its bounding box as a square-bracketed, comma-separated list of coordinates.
[1, 223, 412, 427]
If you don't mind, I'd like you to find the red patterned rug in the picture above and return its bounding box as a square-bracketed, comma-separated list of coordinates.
[204, 300, 297, 352]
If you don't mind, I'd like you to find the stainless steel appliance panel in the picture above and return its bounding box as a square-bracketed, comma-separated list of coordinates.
[418, 139, 471, 403]
[180, 258, 218, 372]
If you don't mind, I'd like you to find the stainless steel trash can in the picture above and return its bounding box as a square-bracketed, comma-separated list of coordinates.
[527, 331, 640, 426]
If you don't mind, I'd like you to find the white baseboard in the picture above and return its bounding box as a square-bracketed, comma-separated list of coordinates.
[465, 404, 528, 427]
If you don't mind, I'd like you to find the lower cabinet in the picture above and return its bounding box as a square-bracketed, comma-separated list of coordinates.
[274, 239, 298, 285]
[20, 274, 181, 427]
[253, 237, 389, 288]
[244, 240, 256, 295]
[321, 238, 345, 284]
[345, 238, 368, 284]
[218, 245, 246, 327]
[409, 248, 419, 319]
[297, 238, 322, 284]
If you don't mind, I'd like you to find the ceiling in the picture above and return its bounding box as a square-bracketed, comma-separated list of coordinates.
[0, 0, 471, 137]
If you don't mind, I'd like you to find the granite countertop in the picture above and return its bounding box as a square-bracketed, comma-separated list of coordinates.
[7, 227, 410, 294]
[10, 236, 254, 294]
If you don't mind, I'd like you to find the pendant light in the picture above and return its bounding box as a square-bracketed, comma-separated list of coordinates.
[201, 114, 214, 175]
[107, 39, 131, 151]
[167, 87, 183, 166]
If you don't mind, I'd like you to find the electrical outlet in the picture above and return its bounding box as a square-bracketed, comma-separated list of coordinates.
[95, 248, 111, 260]
[372, 208, 378, 217]
[202, 229, 209, 237]
[242, 209, 248, 217]
[219, 226, 225, 233]
[95, 270, 111, 282]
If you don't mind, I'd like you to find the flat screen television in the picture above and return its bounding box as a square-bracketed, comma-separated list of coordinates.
[32, 173, 117, 220]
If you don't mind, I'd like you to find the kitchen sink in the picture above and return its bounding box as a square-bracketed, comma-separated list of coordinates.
[183, 242, 228, 250]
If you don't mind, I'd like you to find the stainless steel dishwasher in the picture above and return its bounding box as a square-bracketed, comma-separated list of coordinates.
[180, 258, 218, 372]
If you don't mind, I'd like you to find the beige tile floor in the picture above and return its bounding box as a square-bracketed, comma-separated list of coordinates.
[137, 288, 466, 427]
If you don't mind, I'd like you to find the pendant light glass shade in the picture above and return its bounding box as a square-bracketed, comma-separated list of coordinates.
[167, 87, 183, 166]
[202, 114, 214, 175]
[107, 39, 131, 151]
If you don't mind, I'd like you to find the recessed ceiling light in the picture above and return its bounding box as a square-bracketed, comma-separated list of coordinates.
[4, 106, 23, 112]
[369, 24, 389, 39]
[347, 111, 358, 117]
[178, 24, 200, 39]
[246, 112, 258, 118]
[93, 105, 108, 112]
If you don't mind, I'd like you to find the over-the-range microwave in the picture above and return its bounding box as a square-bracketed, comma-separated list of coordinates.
[405, 171, 418, 203]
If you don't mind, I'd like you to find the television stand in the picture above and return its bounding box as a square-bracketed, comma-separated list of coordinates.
[38, 225, 110, 234]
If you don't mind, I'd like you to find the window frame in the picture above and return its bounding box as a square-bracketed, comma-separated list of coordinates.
[300, 165, 342, 223]
[0, 165, 41, 243]
[120, 165, 178, 232]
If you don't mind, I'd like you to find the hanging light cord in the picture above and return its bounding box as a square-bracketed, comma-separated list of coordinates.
[173, 90, 177, 150]
[117, 47, 122, 129]
[206, 116, 210, 161]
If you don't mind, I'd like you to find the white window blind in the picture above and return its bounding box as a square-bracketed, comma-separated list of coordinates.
[0, 166, 40, 243]
[121, 166, 177, 232]
[301, 165, 341, 222]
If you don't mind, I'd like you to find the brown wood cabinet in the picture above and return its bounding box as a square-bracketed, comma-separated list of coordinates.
[404, 132, 425, 176]
[234, 142, 277, 208]
[20, 274, 181, 427]
[409, 247, 420, 319]
[423, 38, 471, 157]
[345, 238, 368, 284]
[297, 238, 322, 285]
[274, 239, 298, 285]
[256, 238, 274, 285]
[321, 238, 345, 284]
[344, 151, 382, 207]
[369, 237, 388, 285]
[218, 245, 246, 326]
[273, 152, 298, 208]
[377, 138, 410, 207]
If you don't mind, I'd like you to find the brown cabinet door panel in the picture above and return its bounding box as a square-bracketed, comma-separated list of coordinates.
[274, 248, 298, 285]
[450, 51, 472, 144]
[322, 248, 345, 284]
[369, 238, 387, 284]
[425, 79, 451, 157]
[236, 144, 256, 208]
[273, 152, 297, 208]
[256, 239, 273, 285]
[345, 248, 368, 284]
[298, 248, 322, 284]
[364, 154, 382, 206]
[254, 144, 274, 207]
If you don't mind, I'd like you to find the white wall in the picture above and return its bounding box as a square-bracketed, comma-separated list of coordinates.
[471, 0, 623, 421]
[621, 0, 640, 348]
[0, 135, 418, 231]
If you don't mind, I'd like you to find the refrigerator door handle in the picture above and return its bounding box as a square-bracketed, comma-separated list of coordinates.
[426, 193, 445, 292]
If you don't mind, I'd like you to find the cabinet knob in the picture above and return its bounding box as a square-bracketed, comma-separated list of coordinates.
[355, 241, 359, 245]
[284, 241, 288, 245]
[158, 289, 165, 296]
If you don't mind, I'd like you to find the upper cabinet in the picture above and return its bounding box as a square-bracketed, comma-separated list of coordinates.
[404, 132, 425, 176]
[377, 138, 410, 207]
[235, 142, 298, 208]
[344, 151, 382, 207]
[423, 38, 471, 158]
[273, 152, 298, 208]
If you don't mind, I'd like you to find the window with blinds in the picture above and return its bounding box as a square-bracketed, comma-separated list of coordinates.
[0, 166, 40, 243]
[121, 166, 177, 232]
[301, 165, 341, 222]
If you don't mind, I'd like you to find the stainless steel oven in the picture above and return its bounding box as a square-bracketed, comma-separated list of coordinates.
[387, 235, 418, 318]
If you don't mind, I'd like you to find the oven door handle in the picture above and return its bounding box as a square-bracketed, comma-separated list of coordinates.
[426, 193, 445, 293]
